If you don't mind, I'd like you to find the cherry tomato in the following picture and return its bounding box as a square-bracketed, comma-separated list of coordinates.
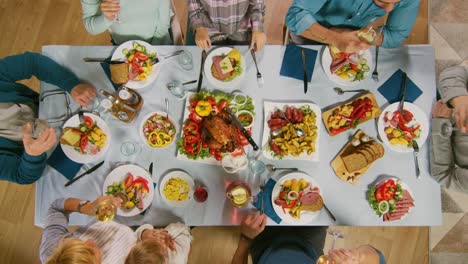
[202, 142, 208, 148]
[209, 149, 217, 156]
[215, 155, 222, 161]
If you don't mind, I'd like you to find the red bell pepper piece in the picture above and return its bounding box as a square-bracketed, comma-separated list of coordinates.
[331, 125, 352, 135]
[132, 177, 149, 192]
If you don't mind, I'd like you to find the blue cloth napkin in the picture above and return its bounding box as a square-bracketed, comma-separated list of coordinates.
[378, 69, 423, 103]
[47, 146, 82, 180]
[100, 61, 120, 90]
[279, 45, 317, 82]
[252, 179, 282, 224]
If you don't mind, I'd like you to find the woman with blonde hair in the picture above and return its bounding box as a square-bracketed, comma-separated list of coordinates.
[45, 238, 100, 264]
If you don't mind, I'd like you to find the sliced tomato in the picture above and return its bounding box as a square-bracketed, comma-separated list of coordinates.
[350, 63, 359, 71]
[205, 96, 216, 106]
[189, 98, 199, 108]
[83, 116, 94, 129]
[338, 52, 348, 59]
[218, 99, 229, 110]
[231, 147, 244, 157]
[124, 173, 134, 188]
[134, 51, 148, 61]
[79, 135, 88, 153]
[189, 112, 203, 124]
[279, 191, 286, 200]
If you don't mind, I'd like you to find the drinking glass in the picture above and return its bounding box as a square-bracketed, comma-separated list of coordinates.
[95, 199, 116, 222]
[114, 0, 122, 23]
[177, 50, 193, 71]
[248, 159, 266, 176]
[166, 81, 187, 100]
[316, 228, 345, 264]
[120, 141, 141, 156]
[194, 185, 208, 203]
[83, 95, 101, 114]
[31, 119, 50, 139]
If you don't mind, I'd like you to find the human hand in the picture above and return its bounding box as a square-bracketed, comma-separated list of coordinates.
[450, 95, 468, 132]
[331, 30, 370, 53]
[250, 31, 266, 51]
[100, 0, 120, 21]
[141, 229, 176, 253]
[23, 123, 56, 156]
[70, 83, 97, 107]
[329, 248, 359, 264]
[240, 214, 267, 239]
[195, 27, 211, 49]
[432, 100, 452, 119]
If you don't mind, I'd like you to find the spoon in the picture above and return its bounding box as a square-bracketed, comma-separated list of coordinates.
[276, 109, 306, 137]
[333, 87, 368, 95]
[266, 164, 298, 172]
[270, 128, 283, 138]
[165, 98, 169, 119]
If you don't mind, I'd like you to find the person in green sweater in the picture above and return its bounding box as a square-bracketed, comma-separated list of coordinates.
[0, 52, 96, 184]
[80, 0, 172, 45]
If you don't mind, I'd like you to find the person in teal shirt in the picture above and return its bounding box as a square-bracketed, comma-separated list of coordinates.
[80, 0, 172, 45]
[0, 52, 96, 184]
[286, 0, 420, 52]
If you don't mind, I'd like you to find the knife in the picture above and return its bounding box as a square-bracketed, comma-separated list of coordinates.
[65, 161, 104, 187]
[197, 50, 207, 93]
[78, 110, 85, 126]
[301, 48, 308, 94]
[83, 58, 126, 64]
[398, 71, 407, 115]
[149, 162, 153, 175]
[225, 109, 259, 151]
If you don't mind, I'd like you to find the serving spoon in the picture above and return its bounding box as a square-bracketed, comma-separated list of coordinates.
[333, 87, 368, 95]
[266, 164, 298, 172]
[276, 109, 306, 137]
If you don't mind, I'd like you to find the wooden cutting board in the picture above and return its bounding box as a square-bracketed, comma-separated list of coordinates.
[330, 130, 383, 185]
[322, 92, 382, 136]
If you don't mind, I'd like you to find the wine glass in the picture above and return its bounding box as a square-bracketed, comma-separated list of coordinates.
[166, 81, 188, 100]
[177, 50, 193, 71]
[94, 199, 116, 222]
[316, 228, 345, 264]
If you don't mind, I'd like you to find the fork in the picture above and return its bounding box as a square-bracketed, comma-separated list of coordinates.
[412, 141, 420, 179]
[372, 46, 380, 82]
[250, 46, 264, 87]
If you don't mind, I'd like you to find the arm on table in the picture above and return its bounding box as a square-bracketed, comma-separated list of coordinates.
[0, 52, 80, 93]
[430, 118, 468, 193]
[0, 149, 47, 185]
[285, 0, 329, 43]
[80, 0, 114, 35]
[380, 0, 420, 48]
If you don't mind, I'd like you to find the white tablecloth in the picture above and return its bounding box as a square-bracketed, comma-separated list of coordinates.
[35, 45, 441, 227]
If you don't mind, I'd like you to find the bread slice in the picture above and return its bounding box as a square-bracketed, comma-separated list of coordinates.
[301, 195, 323, 212]
[60, 128, 82, 147]
[110, 63, 129, 84]
[342, 153, 368, 172]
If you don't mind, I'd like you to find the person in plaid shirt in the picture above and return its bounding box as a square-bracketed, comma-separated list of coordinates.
[188, 0, 267, 51]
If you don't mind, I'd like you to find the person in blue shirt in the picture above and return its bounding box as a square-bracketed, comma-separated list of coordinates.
[231, 214, 386, 264]
[286, 0, 420, 52]
[0, 52, 96, 184]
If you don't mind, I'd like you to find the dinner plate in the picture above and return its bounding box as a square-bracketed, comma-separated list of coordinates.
[321, 46, 373, 86]
[271, 172, 322, 224]
[159, 170, 195, 207]
[102, 164, 154, 217]
[377, 102, 429, 153]
[370, 177, 415, 222]
[203, 47, 246, 89]
[111, 40, 160, 89]
[60, 113, 111, 164]
[139, 111, 177, 148]
[261, 101, 321, 161]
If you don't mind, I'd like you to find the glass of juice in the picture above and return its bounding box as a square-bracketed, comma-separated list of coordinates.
[226, 181, 253, 208]
[95, 199, 117, 222]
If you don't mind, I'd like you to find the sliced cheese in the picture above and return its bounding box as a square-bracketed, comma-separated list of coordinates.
[219, 56, 233, 74]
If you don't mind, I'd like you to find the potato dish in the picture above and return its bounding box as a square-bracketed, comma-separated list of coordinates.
[163, 177, 190, 202]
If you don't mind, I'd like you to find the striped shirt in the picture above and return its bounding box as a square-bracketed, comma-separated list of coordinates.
[188, 0, 265, 36]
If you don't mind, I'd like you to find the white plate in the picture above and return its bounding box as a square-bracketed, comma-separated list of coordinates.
[370, 177, 415, 222]
[262, 101, 321, 161]
[272, 172, 322, 224]
[139, 111, 177, 148]
[102, 164, 154, 217]
[60, 113, 111, 164]
[159, 170, 195, 207]
[204, 47, 246, 89]
[377, 102, 429, 153]
[111, 40, 160, 89]
[321, 46, 373, 86]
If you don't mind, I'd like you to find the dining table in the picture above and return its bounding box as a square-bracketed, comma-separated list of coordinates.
[35, 44, 442, 228]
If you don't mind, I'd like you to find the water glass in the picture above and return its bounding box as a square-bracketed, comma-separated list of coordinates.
[177, 50, 193, 71]
[249, 159, 266, 176]
[31, 118, 50, 139]
[120, 141, 141, 156]
[83, 95, 101, 114]
[114, 0, 122, 23]
[166, 81, 187, 100]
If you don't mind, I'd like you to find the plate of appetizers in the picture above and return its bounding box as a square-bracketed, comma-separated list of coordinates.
[204, 47, 246, 89]
[321, 45, 372, 86]
[103, 164, 154, 217]
[60, 113, 110, 163]
[367, 177, 415, 222]
[139, 111, 177, 148]
[377, 102, 428, 153]
[111, 40, 159, 89]
[262, 101, 321, 161]
[272, 172, 324, 224]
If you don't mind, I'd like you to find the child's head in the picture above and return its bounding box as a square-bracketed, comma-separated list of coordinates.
[46, 238, 100, 264]
[125, 240, 166, 264]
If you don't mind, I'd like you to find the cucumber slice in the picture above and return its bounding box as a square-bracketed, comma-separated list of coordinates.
[133, 41, 140, 49]
[141, 46, 146, 53]
[360, 58, 367, 64]
[136, 46, 143, 52]
[362, 65, 370, 71]
[357, 64, 362, 70]
[122, 48, 129, 55]
[107, 186, 113, 192]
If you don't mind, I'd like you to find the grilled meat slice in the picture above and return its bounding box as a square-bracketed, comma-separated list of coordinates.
[203, 115, 238, 153]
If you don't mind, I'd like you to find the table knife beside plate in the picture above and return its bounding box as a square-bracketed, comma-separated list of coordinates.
[197, 50, 207, 93]
[224, 109, 259, 151]
[398, 71, 407, 115]
[83, 58, 125, 64]
[301, 48, 308, 94]
[64, 161, 105, 187]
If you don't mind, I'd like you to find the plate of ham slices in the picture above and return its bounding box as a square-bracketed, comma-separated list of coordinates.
[321, 45, 372, 86]
[204, 47, 246, 89]
[272, 172, 323, 224]
[367, 177, 415, 222]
